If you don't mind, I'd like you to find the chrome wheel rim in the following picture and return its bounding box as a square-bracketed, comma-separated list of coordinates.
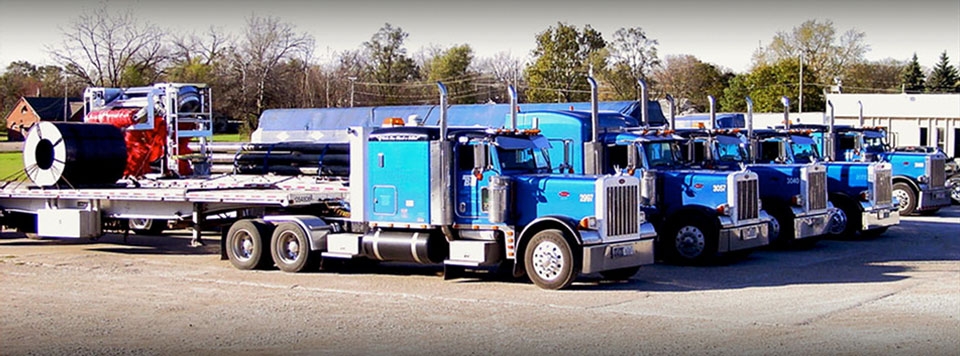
[231, 229, 256, 262]
[829, 209, 847, 235]
[276, 231, 301, 264]
[893, 188, 911, 212]
[531, 241, 564, 282]
[675, 226, 706, 259]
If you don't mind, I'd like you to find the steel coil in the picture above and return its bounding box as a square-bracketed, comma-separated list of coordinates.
[22, 122, 127, 187]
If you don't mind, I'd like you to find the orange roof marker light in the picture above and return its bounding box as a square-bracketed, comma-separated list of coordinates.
[382, 117, 405, 127]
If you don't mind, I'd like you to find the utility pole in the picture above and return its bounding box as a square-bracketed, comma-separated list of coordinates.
[348, 77, 357, 107]
[799, 53, 804, 114]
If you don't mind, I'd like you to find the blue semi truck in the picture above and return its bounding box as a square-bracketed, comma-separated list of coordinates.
[693, 97, 898, 238]
[789, 104, 950, 216]
[748, 128, 899, 237]
[509, 80, 771, 264]
[673, 126, 835, 248]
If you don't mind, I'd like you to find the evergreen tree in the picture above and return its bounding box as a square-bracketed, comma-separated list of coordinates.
[925, 51, 959, 93]
[901, 53, 926, 93]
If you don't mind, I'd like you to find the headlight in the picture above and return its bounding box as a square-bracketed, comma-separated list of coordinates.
[716, 204, 731, 216]
[791, 194, 804, 206]
[918, 175, 929, 184]
[859, 190, 870, 202]
[578, 216, 598, 230]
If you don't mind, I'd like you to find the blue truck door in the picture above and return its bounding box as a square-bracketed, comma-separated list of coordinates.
[454, 143, 491, 223]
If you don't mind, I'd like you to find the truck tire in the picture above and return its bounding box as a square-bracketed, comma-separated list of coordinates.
[270, 222, 319, 273]
[831, 196, 861, 239]
[599, 266, 640, 281]
[767, 207, 795, 248]
[128, 218, 166, 235]
[664, 216, 719, 265]
[892, 182, 917, 216]
[225, 219, 274, 270]
[523, 229, 580, 290]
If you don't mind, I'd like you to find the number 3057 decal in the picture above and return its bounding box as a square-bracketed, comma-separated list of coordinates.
[712, 184, 726, 192]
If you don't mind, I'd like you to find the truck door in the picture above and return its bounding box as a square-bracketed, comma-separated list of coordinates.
[454, 142, 491, 224]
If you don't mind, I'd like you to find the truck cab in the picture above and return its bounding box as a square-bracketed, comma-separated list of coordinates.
[675, 128, 836, 248]
[345, 120, 657, 289]
[746, 129, 899, 238]
[513, 110, 770, 264]
[795, 124, 950, 215]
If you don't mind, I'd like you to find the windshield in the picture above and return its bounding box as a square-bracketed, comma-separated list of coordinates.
[496, 147, 550, 172]
[862, 134, 888, 153]
[642, 141, 682, 168]
[791, 142, 821, 163]
[714, 139, 748, 163]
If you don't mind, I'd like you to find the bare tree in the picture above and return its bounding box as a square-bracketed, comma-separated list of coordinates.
[602, 27, 660, 100]
[475, 51, 525, 102]
[49, 6, 166, 87]
[230, 15, 314, 124]
[754, 19, 869, 86]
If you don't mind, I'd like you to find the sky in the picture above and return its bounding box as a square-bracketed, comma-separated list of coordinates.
[0, 0, 958, 74]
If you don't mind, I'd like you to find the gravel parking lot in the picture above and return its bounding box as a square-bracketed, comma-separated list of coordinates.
[2, 207, 958, 355]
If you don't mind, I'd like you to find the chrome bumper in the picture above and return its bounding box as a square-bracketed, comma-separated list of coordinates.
[791, 211, 833, 240]
[718, 220, 769, 253]
[581, 222, 656, 274]
[861, 206, 900, 230]
[918, 186, 951, 211]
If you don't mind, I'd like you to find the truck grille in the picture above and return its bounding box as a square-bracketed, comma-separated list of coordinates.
[929, 157, 945, 188]
[736, 178, 759, 220]
[874, 166, 893, 206]
[808, 170, 828, 211]
[605, 184, 639, 237]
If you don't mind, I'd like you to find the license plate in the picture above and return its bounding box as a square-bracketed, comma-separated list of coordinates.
[743, 226, 759, 240]
[878, 211, 889, 219]
[611, 245, 635, 258]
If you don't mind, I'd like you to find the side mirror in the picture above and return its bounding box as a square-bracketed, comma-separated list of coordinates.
[473, 144, 489, 172]
[627, 144, 639, 170]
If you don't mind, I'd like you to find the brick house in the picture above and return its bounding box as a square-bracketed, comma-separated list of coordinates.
[4, 97, 84, 141]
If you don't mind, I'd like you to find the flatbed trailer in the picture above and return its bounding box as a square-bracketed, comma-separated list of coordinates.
[0, 175, 350, 244]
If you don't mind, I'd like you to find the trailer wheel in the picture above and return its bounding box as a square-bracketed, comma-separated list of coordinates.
[523, 229, 579, 290]
[599, 266, 640, 281]
[225, 219, 274, 270]
[128, 219, 166, 235]
[665, 216, 718, 265]
[892, 182, 917, 216]
[270, 222, 319, 273]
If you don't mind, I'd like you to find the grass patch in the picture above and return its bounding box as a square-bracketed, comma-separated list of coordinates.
[211, 133, 249, 142]
[0, 152, 25, 181]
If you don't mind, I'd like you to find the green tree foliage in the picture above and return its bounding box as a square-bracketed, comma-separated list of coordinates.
[839, 59, 904, 93]
[599, 27, 660, 100]
[720, 58, 821, 113]
[423, 45, 476, 104]
[363, 23, 420, 105]
[901, 53, 926, 93]
[524, 22, 606, 102]
[653, 55, 729, 112]
[925, 51, 959, 93]
[754, 19, 868, 88]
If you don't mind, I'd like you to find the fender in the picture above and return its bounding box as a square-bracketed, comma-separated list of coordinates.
[892, 176, 920, 194]
[513, 215, 583, 278]
[263, 215, 331, 252]
[665, 205, 721, 234]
